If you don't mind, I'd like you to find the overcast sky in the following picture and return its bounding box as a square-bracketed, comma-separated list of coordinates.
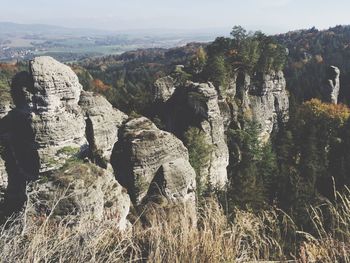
[1, 0, 350, 33]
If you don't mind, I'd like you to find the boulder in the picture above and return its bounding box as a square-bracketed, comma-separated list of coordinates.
[27, 162, 131, 230]
[112, 117, 196, 209]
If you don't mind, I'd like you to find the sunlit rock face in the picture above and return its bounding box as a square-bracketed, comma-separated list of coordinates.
[79, 91, 127, 160]
[112, 117, 196, 212]
[27, 163, 131, 230]
[222, 70, 289, 142]
[322, 66, 340, 104]
[0, 57, 130, 221]
[10, 56, 86, 176]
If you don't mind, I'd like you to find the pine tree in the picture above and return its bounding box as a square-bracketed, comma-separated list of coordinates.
[227, 122, 268, 211]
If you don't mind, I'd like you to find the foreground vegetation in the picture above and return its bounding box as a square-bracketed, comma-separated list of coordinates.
[1, 187, 349, 262]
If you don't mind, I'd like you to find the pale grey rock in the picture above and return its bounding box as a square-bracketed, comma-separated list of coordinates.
[27, 163, 131, 230]
[113, 117, 196, 208]
[0, 102, 11, 120]
[10, 56, 87, 175]
[0, 102, 10, 200]
[184, 82, 229, 187]
[150, 158, 196, 203]
[0, 155, 7, 200]
[152, 77, 229, 187]
[30, 56, 82, 111]
[248, 71, 289, 142]
[79, 91, 128, 159]
[323, 66, 340, 104]
[153, 76, 176, 102]
[226, 70, 289, 142]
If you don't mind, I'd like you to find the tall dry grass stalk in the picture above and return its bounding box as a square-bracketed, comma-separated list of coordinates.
[298, 187, 350, 263]
[0, 194, 287, 263]
[0, 188, 349, 262]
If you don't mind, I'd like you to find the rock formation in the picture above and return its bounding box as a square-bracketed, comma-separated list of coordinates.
[153, 76, 176, 102]
[162, 82, 229, 187]
[322, 66, 340, 104]
[112, 117, 196, 210]
[222, 70, 289, 142]
[0, 101, 11, 202]
[152, 70, 289, 187]
[79, 91, 128, 161]
[27, 163, 130, 230]
[0, 57, 130, 229]
[10, 56, 87, 176]
[0, 156, 7, 200]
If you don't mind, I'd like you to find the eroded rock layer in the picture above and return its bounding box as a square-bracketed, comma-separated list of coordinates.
[0, 57, 130, 228]
[79, 91, 128, 160]
[222, 70, 289, 142]
[112, 117, 196, 209]
[10, 56, 86, 175]
[28, 163, 131, 230]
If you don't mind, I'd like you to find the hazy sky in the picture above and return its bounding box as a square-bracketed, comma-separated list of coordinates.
[1, 0, 350, 33]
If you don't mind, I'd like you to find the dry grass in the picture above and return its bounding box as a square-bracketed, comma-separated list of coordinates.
[0, 189, 349, 263]
[298, 187, 350, 263]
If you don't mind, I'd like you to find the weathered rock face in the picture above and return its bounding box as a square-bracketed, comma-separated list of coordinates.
[0, 103, 10, 201]
[112, 117, 196, 209]
[154, 81, 229, 187]
[0, 102, 11, 120]
[249, 71, 289, 141]
[10, 56, 87, 175]
[153, 76, 176, 102]
[27, 163, 131, 230]
[0, 57, 129, 222]
[79, 91, 128, 160]
[0, 155, 7, 200]
[152, 70, 288, 186]
[225, 70, 289, 142]
[322, 66, 340, 104]
[170, 82, 229, 187]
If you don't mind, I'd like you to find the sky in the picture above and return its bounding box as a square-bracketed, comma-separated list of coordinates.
[1, 0, 350, 34]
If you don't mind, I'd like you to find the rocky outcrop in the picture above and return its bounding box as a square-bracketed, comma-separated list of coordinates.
[224, 70, 289, 142]
[0, 99, 11, 201]
[164, 82, 229, 187]
[0, 102, 11, 120]
[10, 56, 87, 176]
[322, 66, 340, 104]
[112, 117, 196, 210]
[79, 91, 127, 160]
[153, 76, 176, 102]
[151, 80, 230, 187]
[0, 57, 130, 221]
[27, 163, 130, 230]
[0, 155, 7, 200]
[153, 70, 288, 187]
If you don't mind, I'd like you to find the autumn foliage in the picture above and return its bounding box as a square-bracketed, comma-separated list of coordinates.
[299, 98, 350, 127]
[92, 79, 111, 91]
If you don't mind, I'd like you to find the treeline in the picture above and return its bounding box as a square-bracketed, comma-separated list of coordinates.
[275, 25, 350, 104]
[202, 26, 286, 88]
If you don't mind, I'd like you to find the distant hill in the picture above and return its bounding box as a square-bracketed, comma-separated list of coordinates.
[0, 21, 113, 37]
